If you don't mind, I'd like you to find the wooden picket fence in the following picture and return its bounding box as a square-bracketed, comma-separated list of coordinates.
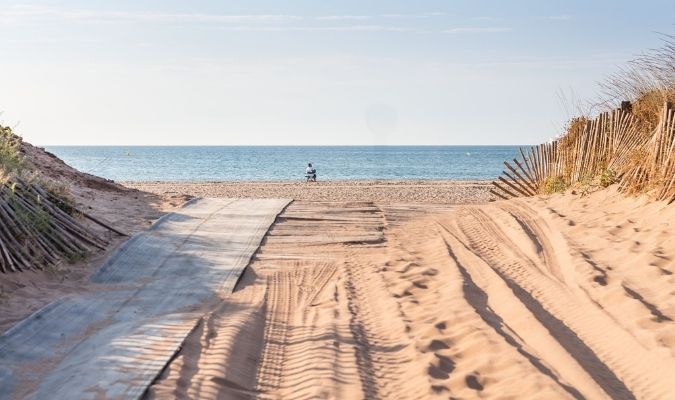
[491, 102, 675, 203]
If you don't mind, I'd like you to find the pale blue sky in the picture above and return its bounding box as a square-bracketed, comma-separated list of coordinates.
[0, 1, 673, 145]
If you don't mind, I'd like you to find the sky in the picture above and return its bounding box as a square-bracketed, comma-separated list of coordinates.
[0, 1, 673, 146]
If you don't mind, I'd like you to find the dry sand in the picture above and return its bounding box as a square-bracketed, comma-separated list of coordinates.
[123, 180, 495, 204]
[146, 187, 675, 399]
[0, 173, 490, 333]
[3, 144, 675, 398]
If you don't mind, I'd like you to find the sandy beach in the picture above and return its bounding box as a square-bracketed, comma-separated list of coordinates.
[1, 144, 674, 399]
[123, 180, 495, 204]
[145, 188, 675, 399]
[2, 4, 674, 397]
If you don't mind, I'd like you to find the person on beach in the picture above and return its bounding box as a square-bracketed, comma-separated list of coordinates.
[306, 162, 317, 182]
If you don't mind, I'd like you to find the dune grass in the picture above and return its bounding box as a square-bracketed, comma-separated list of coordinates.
[0, 125, 24, 177]
[492, 35, 675, 203]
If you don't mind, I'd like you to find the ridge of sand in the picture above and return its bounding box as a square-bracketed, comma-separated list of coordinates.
[146, 188, 675, 399]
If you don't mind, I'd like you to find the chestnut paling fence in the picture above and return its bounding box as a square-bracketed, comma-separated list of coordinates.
[491, 102, 675, 204]
[0, 177, 125, 273]
[0, 124, 126, 273]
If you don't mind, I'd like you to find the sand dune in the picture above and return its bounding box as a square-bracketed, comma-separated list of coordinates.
[146, 187, 675, 399]
[0, 144, 179, 334]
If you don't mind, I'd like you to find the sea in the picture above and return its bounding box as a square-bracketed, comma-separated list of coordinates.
[44, 146, 521, 182]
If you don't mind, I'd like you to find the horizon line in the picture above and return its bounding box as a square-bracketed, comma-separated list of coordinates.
[40, 143, 533, 147]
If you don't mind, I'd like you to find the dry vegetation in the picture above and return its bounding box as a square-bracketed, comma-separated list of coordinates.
[599, 34, 675, 121]
[492, 35, 675, 203]
[0, 126, 119, 273]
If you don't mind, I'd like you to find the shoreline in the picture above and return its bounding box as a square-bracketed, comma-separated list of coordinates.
[120, 178, 492, 182]
[122, 179, 496, 204]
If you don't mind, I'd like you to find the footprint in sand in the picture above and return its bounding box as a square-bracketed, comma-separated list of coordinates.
[427, 353, 455, 380]
[623, 285, 673, 323]
[397, 262, 420, 274]
[393, 290, 413, 298]
[427, 339, 451, 351]
[652, 265, 673, 275]
[431, 385, 449, 393]
[465, 373, 484, 391]
[412, 280, 428, 289]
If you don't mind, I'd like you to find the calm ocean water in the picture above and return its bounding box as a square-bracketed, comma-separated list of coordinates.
[44, 146, 521, 182]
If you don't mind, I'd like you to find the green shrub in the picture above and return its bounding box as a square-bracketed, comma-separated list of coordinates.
[0, 125, 24, 175]
[7, 190, 52, 236]
[599, 169, 616, 188]
[44, 182, 76, 215]
[65, 249, 89, 264]
[541, 176, 568, 194]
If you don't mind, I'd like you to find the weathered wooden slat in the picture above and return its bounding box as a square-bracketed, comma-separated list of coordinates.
[0, 179, 126, 273]
[502, 170, 536, 196]
[492, 181, 518, 199]
[504, 161, 538, 194]
[489, 189, 509, 200]
[498, 176, 531, 197]
[491, 102, 674, 202]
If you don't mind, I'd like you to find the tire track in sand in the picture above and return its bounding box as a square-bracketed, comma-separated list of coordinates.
[449, 203, 675, 399]
[253, 201, 425, 400]
[436, 224, 589, 399]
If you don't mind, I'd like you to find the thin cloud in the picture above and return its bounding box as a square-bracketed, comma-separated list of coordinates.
[380, 12, 445, 18]
[220, 25, 413, 32]
[443, 27, 512, 34]
[315, 15, 371, 21]
[1, 5, 447, 25]
[470, 16, 498, 21]
[0, 6, 302, 23]
[540, 14, 573, 21]
[0, 5, 449, 34]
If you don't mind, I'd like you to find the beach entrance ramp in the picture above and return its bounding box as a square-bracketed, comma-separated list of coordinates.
[0, 198, 290, 399]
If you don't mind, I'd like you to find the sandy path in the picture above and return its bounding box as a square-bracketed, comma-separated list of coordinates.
[147, 190, 675, 399]
[0, 198, 289, 399]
